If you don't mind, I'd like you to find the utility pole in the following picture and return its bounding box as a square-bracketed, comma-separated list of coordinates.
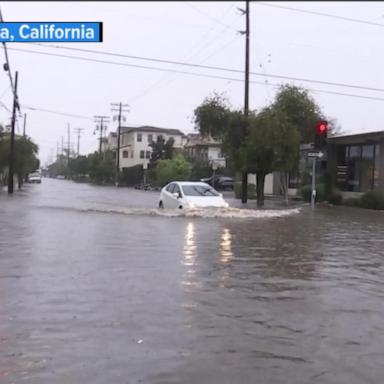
[23, 113, 26, 137]
[73, 127, 85, 157]
[241, 0, 250, 204]
[7, 71, 18, 194]
[67, 123, 71, 165]
[111, 102, 129, 186]
[94, 115, 109, 154]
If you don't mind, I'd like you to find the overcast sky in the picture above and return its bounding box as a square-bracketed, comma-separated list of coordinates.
[1, 1, 384, 165]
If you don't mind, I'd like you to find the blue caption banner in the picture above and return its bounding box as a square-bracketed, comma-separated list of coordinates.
[0, 22, 103, 42]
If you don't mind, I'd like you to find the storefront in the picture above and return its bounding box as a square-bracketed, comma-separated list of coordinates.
[328, 131, 384, 194]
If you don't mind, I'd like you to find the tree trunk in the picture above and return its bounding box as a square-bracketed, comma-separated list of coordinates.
[241, 171, 248, 203]
[285, 172, 289, 205]
[18, 174, 23, 189]
[256, 172, 266, 208]
[279, 171, 290, 205]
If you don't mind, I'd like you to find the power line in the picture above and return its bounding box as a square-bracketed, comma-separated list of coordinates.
[0, 85, 10, 100]
[6, 49, 384, 103]
[184, 2, 238, 32]
[0, 100, 11, 112]
[128, 4, 238, 103]
[255, 2, 384, 28]
[130, 33, 240, 104]
[22, 104, 93, 120]
[16, 44, 384, 94]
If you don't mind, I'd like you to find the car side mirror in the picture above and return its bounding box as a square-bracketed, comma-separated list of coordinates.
[172, 192, 181, 199]
[219, 193, 223, 197]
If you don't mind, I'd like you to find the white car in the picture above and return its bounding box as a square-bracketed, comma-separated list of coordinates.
[158, 181, 229, 209]
[28, 172, 42, 184]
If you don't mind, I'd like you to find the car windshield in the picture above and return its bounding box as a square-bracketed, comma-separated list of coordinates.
[182, 185, 220, 197]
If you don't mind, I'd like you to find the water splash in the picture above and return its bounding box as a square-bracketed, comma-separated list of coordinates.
[34, 205, 301, 219]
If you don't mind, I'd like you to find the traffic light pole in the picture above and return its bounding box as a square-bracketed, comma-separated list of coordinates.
[311, 157, 316, 210]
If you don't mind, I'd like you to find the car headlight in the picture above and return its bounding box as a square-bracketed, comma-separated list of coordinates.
[223, 202, 229, 208]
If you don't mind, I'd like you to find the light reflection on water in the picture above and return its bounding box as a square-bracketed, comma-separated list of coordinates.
[219, 228, 233, 264]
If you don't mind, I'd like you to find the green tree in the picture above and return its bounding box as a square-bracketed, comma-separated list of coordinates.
[155, 154, 191, 186]
[68, 155, 89, 180]
[193, 95, 250, 202]
[0, 135, 39, 188]
[193, 85, 325, 207]
[88, 150, 115, 184]
[149, 135, 175, 169]
[244, 107, 300, 207]
[222, 110, 249, 173]
[193, 92, 231, 139]
[273, 84, 323, 143]
[269, 106, 301, 204]
[47, 155, 67, 178]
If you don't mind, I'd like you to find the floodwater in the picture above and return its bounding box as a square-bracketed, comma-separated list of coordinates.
[0, 178, 383, 384]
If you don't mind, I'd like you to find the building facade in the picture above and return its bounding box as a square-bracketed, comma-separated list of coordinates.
[117, 126, 186, 169]
[327, 131, 384, 195]
[184, 133, 226, 168]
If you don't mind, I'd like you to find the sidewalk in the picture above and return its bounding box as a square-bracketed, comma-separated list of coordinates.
[222, 191, 304, 210]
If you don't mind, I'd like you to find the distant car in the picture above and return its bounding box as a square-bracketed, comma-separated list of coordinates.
[158, 181, 229, 209]
[200, 175, 234, 190]
[28, 172, 42, 184]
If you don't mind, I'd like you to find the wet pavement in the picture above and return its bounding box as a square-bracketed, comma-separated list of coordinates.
[0, 178, 384, 384]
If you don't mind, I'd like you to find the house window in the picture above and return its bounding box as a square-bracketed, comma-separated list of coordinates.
[123, 150, 128, 158]
[140, 150, 145, 159]
[148, 134, 153, 143]
[146, 151, 151, 159]
[137, 133, 142, 142]
[131, 151, 134, 158]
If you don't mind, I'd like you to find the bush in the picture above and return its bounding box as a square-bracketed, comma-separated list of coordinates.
[344, 197, 360, 207]
[327, 191, 343, 205]
[359, 190, 384, 210]
[234, 182, 256, 199]
[300, 183, 325, 203]
[156, 155, 191, 187]
[190, 160, 212, 181]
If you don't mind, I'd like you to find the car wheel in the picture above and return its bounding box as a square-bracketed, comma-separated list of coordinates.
[178, 205, 183, 209]
[159, 201, 164, 209]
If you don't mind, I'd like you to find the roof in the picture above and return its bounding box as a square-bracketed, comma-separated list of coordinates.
[120, 125, 186, 137]
[328, 130, 384, 145]
[185, 133, 222, 147]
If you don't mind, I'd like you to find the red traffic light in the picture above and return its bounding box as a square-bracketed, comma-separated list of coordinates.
[316, 120, 328, 135]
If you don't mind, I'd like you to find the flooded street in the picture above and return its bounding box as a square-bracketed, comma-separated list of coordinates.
[1, 178, 384, 384]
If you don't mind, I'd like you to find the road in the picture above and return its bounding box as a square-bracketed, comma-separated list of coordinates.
[1, 178, 384, 383]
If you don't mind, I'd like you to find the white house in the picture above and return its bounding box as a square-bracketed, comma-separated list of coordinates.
[117, 126, 186, 169]
[184, 133, 226, 168]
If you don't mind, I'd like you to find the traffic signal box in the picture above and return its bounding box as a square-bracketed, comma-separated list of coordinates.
[314, 120, 328, 150]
